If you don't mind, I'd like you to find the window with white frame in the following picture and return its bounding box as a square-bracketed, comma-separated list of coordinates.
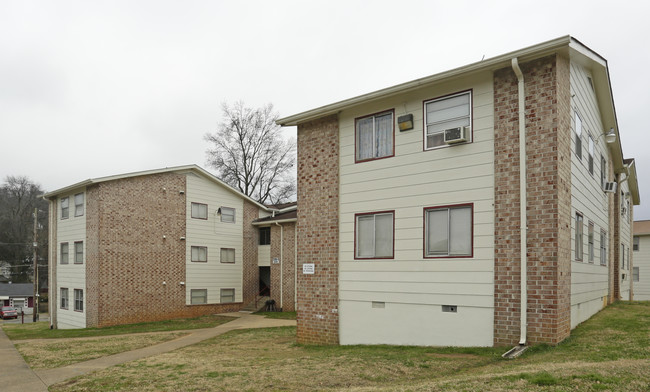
[355, 211, 394, 259]
[74, 241, 83, 264]
[191, 202, 208, 219]
[60, 243, 69, 265]
[575, 213, 583, 261]
[355, 110, 394, 161]
[588, 135, 595, 175]
[600, 231, 607, 266]
[575, 111, 583, 160]
[425, 204, 472, 258]
[220, 207, 235, 223]
[633, 267, 640, 282]
[60, 288, 68, 309]
[633, 236, 640, 251]
[191, 246, 208, 262]
[588, 222, 594, 263]
[220, 248, 235, 263]
[61, 197, 69, 219]
[424, 91, 471, 150]
[220, 288, 235, 303]
[191, 289, 207, 304]
[74, 289, 83, 312]
[74, 193, 84, 217]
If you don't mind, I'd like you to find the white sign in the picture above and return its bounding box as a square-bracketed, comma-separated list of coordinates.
[303, 263, 315, 274]
[272, 257, 280, 264]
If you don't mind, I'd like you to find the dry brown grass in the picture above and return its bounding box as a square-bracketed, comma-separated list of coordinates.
[16, 332, 187, 369]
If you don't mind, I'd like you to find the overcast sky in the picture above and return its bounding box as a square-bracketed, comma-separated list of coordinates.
[1, 1, 649, 218]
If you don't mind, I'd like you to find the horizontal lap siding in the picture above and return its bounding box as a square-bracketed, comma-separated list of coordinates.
[338, 72, 495, 346]
[186, 174, 244, 304]
[569, 62, 611, 327]
[634, 235, 650, 300]
[56, 191, 87, 329]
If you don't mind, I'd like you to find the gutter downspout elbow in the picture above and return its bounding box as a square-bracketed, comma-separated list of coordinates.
[275, 222, 283, 310]
[512, 57, 527, 347]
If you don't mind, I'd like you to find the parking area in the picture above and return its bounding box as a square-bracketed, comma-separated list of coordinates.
[1, 313, 49, 325]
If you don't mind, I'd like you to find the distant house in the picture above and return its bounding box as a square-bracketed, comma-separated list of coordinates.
[45, 165, 296, 329]
[633, 220, 650, 300]
[0, 283, 35, 314]
[278, 36, 639, 347]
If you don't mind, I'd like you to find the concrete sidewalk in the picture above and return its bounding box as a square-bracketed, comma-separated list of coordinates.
[1, 312, 296, 390]
[0, 327, 48, 392]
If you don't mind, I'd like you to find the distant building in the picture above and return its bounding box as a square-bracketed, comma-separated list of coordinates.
[0, 283, 35, 314]
[633, 220, 650, 300]
[45, 165, 296, 329]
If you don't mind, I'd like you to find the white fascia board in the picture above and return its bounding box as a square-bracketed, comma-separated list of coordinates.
[252, 218, 297, 226]
[277, 36, 572, 126]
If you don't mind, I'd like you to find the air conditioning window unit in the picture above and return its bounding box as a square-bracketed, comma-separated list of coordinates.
[603, 181, 617, 193]
[443, 126, 469, 144]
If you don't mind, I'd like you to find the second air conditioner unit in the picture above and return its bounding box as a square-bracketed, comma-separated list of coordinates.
[603, 181, 617, 193]
[443, 126, 469, 144]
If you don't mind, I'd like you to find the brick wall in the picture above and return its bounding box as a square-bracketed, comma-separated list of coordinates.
[270, 222, 296, 311]
[242, 201, 259, 307]
[296, 114, 340, 345]
[87, 173, 241, 328]
[493, 54, 572, 346]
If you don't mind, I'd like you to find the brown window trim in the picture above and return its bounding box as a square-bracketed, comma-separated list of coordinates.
[423, 203, 474, 259]
[220, 248, 236, 264]
[74, 241, 83, 264]
[354, 109, 395, 164]
[354, 210, 395, 260]
[73, 289, 83, 312]
[60, 288, 69, 310]
[191, 246, 208, 263]
[191, 202, 208, 220]
[60, 242, 69, 265]
[422, 89, 473, 152]
[575, 212, 584, 261]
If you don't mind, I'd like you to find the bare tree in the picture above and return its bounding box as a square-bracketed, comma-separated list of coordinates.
[0, 176, 48, 283]
[205, 102, 296, 205]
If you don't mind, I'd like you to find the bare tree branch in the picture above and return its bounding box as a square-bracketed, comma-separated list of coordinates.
[204, 102, 296, 204]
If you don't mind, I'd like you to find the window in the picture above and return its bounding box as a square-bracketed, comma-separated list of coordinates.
[425, 204, 472, 258]
[575, 213, 583, 261]
[633, 236, 640, 251]
[600, 231, 607, 266]
[627, 246, 630, 270]
[220, 248, 235, 263]
[259, 227, 271, 245]
[633, 267, 640, 282]
[74, 241, 83, 264]
[355, 211, 394, 259]
[588, 222, 594, 263]
[74, 193, 84, 217]
[424, 91, 471, 150]
[575, 111, 582, 160]
[621, 245, 625, 269]
[355, 110, 394, 161]
[191, 246, 207, 262]
[191, 202, 208, 219]
[191, 289, 207, 305]
[220, 207, 235, 223]
[61, 197, 69, 219]
[74, 289, 83, 312]
[60, 243, 69, 265]
[60, 288, 68, 309]
[601, 155, 607, 188]
[220, 288, 235, 303]
[588, 135, 594, 175]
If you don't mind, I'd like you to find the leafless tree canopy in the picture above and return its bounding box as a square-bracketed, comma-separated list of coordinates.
[205, 102, 296, 205]
[0, 176, 48, 283]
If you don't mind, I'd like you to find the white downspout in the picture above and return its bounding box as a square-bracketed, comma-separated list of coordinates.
[512, 57, 527, 346]
[294, 223, 298, 307]
[275, 222, 283, 310]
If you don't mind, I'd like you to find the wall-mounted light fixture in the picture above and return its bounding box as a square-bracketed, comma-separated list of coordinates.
[398, 114, 414, 131]
[598, 128, 617, 144]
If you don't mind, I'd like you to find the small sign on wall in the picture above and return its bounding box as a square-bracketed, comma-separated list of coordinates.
[303, 263, 315, 274]
[272, 257, 280, 264]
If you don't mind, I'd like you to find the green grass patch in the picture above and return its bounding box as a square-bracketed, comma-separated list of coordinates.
[254, 311, 297, 320]
[2, 314, 234, 340]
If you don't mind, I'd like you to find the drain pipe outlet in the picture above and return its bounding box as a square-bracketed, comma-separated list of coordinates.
[512, 57, 528, 347]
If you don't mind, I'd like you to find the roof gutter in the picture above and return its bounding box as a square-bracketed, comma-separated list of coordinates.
[252, 218, 297, 226]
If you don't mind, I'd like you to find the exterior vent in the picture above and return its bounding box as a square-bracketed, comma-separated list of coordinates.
[603, 181, 617, 193]
[443, 126, 469, 144]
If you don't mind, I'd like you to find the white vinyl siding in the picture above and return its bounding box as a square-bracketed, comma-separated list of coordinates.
[356, 111, 394, 161]
[185, 173, 245, 305]
[338, 72, 494, 347]
[424, 91, 471, 149]
[56, 190, 87, 329]
[569, 62, 612, 327]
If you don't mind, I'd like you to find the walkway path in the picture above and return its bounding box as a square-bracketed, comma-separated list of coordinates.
[0, 312, 296, 390]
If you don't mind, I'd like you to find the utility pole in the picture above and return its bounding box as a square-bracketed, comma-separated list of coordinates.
[33, 208, 38, 322]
